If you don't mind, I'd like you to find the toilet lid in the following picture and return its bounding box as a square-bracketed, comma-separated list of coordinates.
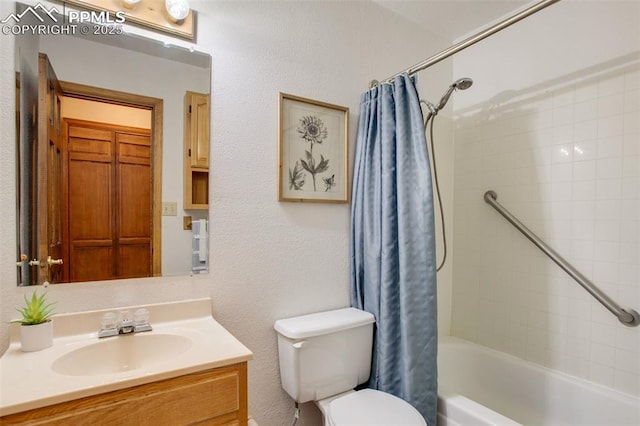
[329, 389, 427, 426]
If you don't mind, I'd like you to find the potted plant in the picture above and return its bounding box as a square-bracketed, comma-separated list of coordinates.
[12, 291, 55, 352]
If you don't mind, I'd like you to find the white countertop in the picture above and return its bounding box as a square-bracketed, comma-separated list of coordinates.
[0, 298, 253, 417]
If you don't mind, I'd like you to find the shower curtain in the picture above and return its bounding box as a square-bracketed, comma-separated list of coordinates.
[350, 74, 438, 426]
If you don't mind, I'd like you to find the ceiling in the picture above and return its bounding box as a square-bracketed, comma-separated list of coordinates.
[374, 0, 530, 41]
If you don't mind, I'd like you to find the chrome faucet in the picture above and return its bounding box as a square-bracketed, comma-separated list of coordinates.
[119, 314, 135, 334]
[98, 309, 152, 338]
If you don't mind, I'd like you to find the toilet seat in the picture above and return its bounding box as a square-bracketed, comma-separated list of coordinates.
[328, 389, 427, 426]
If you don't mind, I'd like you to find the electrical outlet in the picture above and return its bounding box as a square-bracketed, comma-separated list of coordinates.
[162, 202, 177, 216]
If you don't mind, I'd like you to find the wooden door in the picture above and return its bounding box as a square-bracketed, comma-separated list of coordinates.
[65, 119, 152, 282]
[37, 54, 66, 284]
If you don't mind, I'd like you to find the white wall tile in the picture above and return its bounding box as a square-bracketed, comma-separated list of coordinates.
[624, 112, 639, 134]
[614, 370, 640, 396]
[575, 100, 598, 123]
[575, 83, 599, 102]
[623, 156, 640, 177]
[573, 160, 597, 181]
[598, 75, 626, 97]
[452, 67, 640, 397]
[597, 136, 623, 159]
[553, 105, 575, 126]
[589, 362, 615, 387]
[573, 139, 597, 160]
[624, 70, 640, 90]
[552, 124, 574, 145]
[597, 115, 624, 138]
[598, 94, 624, 118]
[596, 179, 622, 200]
[590, 342, 615, 366]
[623, 89, 639, 112]
[597, 158, 623, 179]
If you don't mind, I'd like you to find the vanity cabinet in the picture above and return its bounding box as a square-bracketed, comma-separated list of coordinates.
[0, 362, 248, 426]
[184, 91, 210, 210]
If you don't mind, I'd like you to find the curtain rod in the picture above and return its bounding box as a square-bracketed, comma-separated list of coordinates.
[370, 0, 561, 88]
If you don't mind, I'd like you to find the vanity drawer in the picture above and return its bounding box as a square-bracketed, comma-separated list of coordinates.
[1, 362, 248, 426]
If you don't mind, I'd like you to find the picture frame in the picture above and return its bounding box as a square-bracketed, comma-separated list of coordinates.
[278, 93, 349, 203]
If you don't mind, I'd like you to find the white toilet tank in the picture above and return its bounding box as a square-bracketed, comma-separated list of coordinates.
[274, 308, 376, 403]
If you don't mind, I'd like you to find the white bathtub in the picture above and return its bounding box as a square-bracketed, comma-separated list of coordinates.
[437, 337, 640, 426]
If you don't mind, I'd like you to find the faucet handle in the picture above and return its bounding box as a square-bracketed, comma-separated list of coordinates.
[133, 308, 152, 333]
[98, 312, 119, 338]
[133, 308, 149, 324]
[101, 312, 118, 329]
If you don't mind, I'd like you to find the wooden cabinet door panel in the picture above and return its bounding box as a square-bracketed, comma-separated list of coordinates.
[118, 132, 150, 165]
[68, 160, 113, 240]
[118, 162, 151, 238]
[186, 92, 210, 169]
[118, 243, 151, 278]
[70, 245, 113, 282]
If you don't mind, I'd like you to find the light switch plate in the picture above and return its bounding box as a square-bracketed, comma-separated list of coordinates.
[162, 202, 177, 216]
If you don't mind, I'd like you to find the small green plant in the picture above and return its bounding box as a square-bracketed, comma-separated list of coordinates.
[12, 291, 55, 325]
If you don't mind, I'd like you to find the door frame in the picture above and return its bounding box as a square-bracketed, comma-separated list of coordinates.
[59, 81, 163, 277]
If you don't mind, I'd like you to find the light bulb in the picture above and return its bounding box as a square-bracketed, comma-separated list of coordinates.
[165, 0, 190, 23]
[122, 0, 140, 9]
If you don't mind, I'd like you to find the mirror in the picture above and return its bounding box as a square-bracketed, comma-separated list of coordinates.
[14, 2, 211, 285]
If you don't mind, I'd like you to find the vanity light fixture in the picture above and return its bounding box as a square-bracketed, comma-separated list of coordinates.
[165, 0, 190, 24]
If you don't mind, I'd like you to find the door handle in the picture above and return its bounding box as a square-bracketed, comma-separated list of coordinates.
[47, 256, 63, 266]
[16, 254, 27, 267]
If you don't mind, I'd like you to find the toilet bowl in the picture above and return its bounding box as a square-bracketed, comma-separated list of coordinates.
[317, 389, 427, 426]
[274, 308, 427, 426]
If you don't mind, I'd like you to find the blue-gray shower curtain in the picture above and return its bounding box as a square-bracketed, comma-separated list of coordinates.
[350, 74, 438, 426]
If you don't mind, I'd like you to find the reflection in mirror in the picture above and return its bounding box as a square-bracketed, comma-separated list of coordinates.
[14, 2, 211, 285]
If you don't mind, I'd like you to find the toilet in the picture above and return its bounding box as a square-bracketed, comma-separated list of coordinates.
[274, 308, 427, 426]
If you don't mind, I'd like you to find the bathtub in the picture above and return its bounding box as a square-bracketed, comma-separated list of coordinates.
[437, 337, 640, 426]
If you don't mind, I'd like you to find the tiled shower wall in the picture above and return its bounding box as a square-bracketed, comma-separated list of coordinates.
[451, 65, 639, 396]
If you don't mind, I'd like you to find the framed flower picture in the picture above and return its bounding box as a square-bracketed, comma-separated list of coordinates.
[279, 93, 349, 203]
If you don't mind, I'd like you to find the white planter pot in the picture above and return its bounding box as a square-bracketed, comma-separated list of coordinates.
[20, 320, 53, 352]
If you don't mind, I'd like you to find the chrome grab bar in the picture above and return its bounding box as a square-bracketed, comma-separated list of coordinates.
[484, 190, 640, 327]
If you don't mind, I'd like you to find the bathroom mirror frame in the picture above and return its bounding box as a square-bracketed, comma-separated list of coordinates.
[13, 1, 211, 286]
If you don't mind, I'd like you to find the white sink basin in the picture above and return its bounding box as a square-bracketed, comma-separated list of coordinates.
[52, 333, 193, 376]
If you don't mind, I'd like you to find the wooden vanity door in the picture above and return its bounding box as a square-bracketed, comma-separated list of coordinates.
[37, 53, 66, 284]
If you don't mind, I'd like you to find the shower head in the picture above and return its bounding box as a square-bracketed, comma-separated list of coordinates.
[436, 77, 473, 111]
[423, 77, 473, 125]
[454, 77, 474, 90]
